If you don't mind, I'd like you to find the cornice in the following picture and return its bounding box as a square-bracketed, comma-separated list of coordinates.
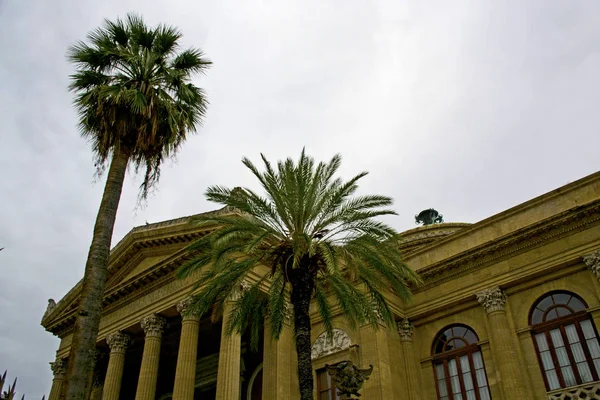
[414, 200, 600, 291]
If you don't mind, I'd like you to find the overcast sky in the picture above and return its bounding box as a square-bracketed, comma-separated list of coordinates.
[1, 0, 599, 396]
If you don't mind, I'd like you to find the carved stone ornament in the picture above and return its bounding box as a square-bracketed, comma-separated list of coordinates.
[476, 287, 507, 314]
[141, 314, 166, 337]
[230, 280, 251, 301]
[397, 318, 414, 341]
[106, 331, 130, 353]
[176, 298, 201, 321]
[583, 250, 600, 280]
[50, 357, 67, 377]
[43, 298, 57, 320]
[311, 329, 352, 360]
[325, 360, 373, 398]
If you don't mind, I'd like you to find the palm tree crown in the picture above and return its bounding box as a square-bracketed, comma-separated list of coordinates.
[179, 150, 420, 399]
[68, 13, 210, 197]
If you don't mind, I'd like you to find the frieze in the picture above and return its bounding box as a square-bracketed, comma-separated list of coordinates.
[311, 329, 352, 360]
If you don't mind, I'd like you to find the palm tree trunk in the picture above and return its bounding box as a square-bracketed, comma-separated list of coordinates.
[62, 147, 130, 400]
[291, 268, 315, 400]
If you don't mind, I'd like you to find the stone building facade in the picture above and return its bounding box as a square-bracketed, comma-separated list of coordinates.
[42, 171, 600, 400]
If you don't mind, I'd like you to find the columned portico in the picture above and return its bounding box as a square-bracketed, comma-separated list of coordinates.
[102, 331, 130, 400]
[48, 357, 67, 400]
[135, 314, 166, 400]
[172, 298, 201, 400]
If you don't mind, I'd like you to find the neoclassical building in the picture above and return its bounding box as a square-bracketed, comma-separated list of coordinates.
[42, 171, 600, 400]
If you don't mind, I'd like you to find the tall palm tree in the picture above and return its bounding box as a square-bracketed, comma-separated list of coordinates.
[179, 151, 420, 400]
[64, 14, 210, 399]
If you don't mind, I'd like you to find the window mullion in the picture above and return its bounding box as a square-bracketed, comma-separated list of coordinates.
[574, 319, 599, 381]
[559, 325, 582, 384]
[468, 353, 481, 400]
[455, 355, 467, 397]
[545, 329, 567, 388]
[443, 359, 454, 400]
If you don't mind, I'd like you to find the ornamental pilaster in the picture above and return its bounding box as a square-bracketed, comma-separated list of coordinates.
[397, 319, 414, 342]
[583, 250, 600, 280]
[475, 287, 507, 314]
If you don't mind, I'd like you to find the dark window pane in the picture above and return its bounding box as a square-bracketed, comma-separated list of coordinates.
[556, 306, 572, 318]
[545, 308, 559, 321]
[537, 295, 554, 312]
[435, 339, 446, 354]
[445, 339, 457, 352]
[464, 329, 478, 344]
[453, 326, 467, 338]
[532, 309, 544, 325]
[552, 293, 571, 305]
[569, 297, 586, 312]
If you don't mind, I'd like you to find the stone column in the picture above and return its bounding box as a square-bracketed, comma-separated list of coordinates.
[172, 298, 201, 400]
[102, 331, 130, 400]
[476, 287, 530, 399]
[398, 319, 419, 400]
[135, 314, 166, 400]
[359, 323, 394, 400]
[215, 283, 248, 400]
[262, 306, 298, 400]
[48, 357, 67, 400]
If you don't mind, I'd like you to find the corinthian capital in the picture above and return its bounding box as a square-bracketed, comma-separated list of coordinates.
[584, 250, 600, 280]
[141, 314, 166, 337]
[107, 331, 130, 353]
[397, 319, 414, 342]
[50, 357, 67, 378]
[230, 280, 251, 301]
[476, 287, 507, 314]
[176, 297, 201, 321]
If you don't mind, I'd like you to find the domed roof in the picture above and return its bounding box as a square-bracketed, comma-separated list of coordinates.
[396, 222, 471, 254]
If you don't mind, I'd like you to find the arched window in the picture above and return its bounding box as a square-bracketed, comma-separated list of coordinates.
[530, 291, 600, 391]
[432, 324, 491, 400]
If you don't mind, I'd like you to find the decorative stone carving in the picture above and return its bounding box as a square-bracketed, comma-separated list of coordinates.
[397, 318, 414, 341]
[547, 382, 600, 399]
[43, 298, 57, 320]
[283, 302, 293, 324]
[106, 331, 130, 353]
[230, 281, 251, 300]
[140, 314, 166, 337]
[311, 329, 352, 360]
[325, 360, 373, 398]
[583, 250, 600, 280]
[476, 287, 507, 314]
[50, 357, 67, 378]
[177, 297, 201, 321]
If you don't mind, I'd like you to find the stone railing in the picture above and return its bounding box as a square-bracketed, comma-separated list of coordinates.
[547, 382, 600, 400]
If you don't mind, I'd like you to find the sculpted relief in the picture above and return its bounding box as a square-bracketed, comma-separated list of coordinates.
[311, 328, 351, 360]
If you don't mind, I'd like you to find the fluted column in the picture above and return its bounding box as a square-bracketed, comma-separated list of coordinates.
[215, 283, 248, 400]
[102, 331, 130, 400]
[398, 319, 419, 400]
[476, 287, 530, 399]
[135, 314, 166, 400]
[48, 357, 67, 400]
[172, 298, 201, 400]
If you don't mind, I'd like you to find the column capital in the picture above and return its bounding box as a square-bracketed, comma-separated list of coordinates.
[584, 250, 600, 280]
[230, 281, 251, 301]
[141, 314, 166, 338]
[476, 287, 507, 314]
[107, 331, 130, 354]
[177, 298, 201, 321]
[50, 357, 67, 378]
[397, 318, 414, 342]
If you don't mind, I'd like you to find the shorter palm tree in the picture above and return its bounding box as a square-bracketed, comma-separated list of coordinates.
[179, 150, 420, 400]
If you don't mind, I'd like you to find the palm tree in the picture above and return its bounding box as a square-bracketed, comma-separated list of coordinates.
[64, 14, 210, 399]
[179, 151, 420, 400]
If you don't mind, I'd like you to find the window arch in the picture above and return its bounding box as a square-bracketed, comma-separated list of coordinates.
[530, 291, 600, 391]
[432, 324, 491, 400]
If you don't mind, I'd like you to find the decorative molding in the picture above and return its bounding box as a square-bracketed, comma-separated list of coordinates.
[583, 250, 600, 280]
[547, 382, 600, 399]
[176, 297, 201, 321]
[311, 329, 352, 360]
[106, 331, 130, 353]
[476, 287, 507, 314]
[140, 314, 166, 337]
[50, 357, 67, 378]
[397, 319, 414, 342]
[42, 299, 57, 322]
[230, 281, 251, 301]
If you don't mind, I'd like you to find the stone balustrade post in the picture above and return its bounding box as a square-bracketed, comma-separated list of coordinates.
[172, 298, 201, 400]
[102, 331, 130, 400]
[48, 357, 67, 400]
[476, 287, 530, 399]
[398, 319, 419, 400]
[135, 314, 166, 400]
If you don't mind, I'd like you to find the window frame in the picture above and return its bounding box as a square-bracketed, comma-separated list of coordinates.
[531, 308, 600, 391]
[432, 325, 491, 400]
[316, 366, 348, 400]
